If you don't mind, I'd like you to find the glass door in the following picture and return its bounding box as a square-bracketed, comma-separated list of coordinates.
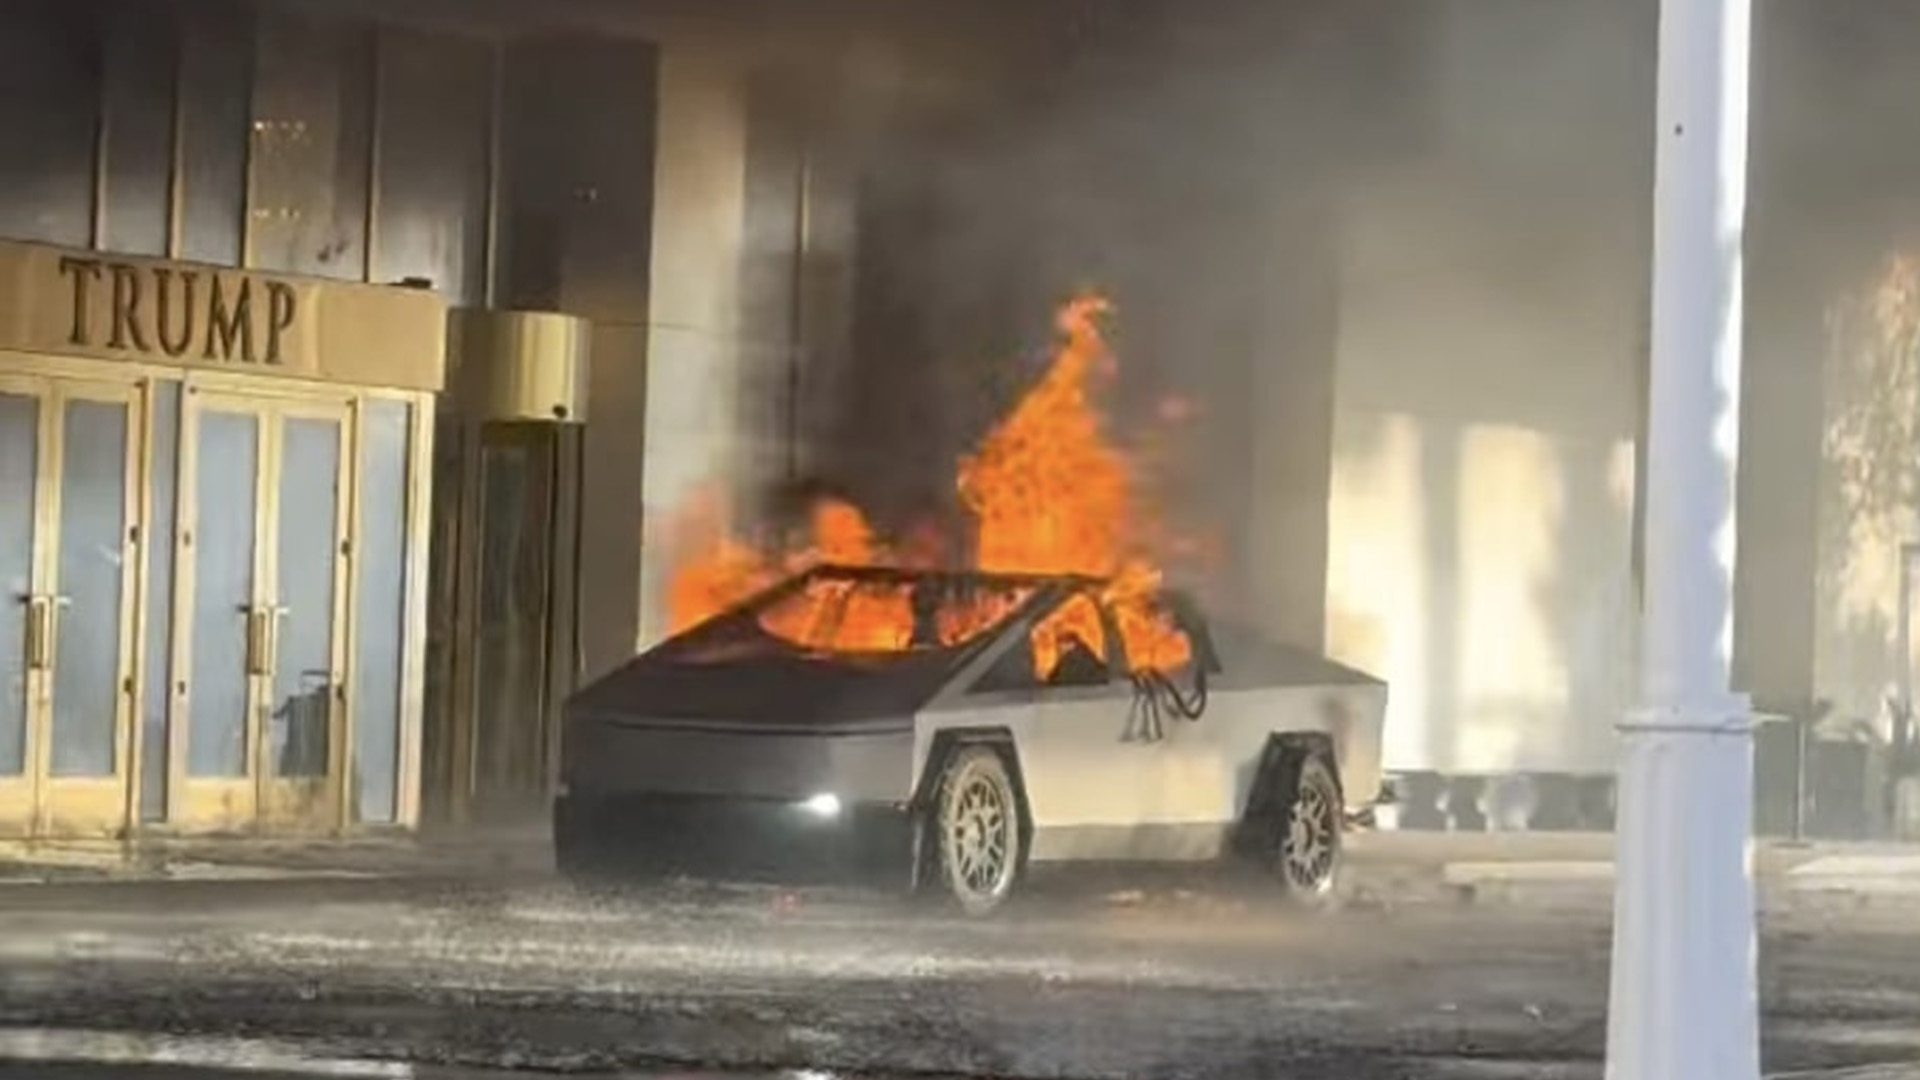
[258, 401, 350, 830]
[0, 374, 141, 838]
[40, 381, 141, 836]
[175, 392, 266, 829]
[175, 388, 350, 833]
[435, 421, 582, 826]
[469, 427, 557, 821]
[0, 376, 48, 834]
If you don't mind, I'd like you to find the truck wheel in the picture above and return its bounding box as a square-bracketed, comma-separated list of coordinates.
[934, 746, 1023, 915]
[1273, 753, 1343, 906]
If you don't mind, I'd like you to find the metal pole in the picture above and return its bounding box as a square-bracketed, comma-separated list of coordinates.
[1605, 0, 1759, 1074]
[1793, 715, 1806, 841]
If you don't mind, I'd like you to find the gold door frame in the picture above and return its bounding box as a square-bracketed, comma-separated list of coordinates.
[172, 387, 271, 830]
[38, 377, 144, 838]
[0, 349, 434, 838]
[365, 386, 434, 831]
[0, 367, 145, 839]
[0, 371, 54, 835]
[174, 382, 354, 834]
[254, 394, 353, 832]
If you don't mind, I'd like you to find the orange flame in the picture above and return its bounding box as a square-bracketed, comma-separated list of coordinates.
[959, 296, 1129, 577]
[666, 293, 1191, 674]
[665, 490, 779, 633]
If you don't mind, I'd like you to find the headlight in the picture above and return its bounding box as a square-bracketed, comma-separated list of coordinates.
[799, 792, 842, 818]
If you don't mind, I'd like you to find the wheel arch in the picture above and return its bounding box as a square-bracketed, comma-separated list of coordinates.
[1269, 730, 1340, 776]
[1231, 731, 1342, 858]
[912, 728, 1035, 865]
[914, 728, 1030, 808]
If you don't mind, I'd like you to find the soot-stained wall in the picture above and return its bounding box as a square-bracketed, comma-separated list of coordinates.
[624, 1, 1054, 648]
[603, 0, 1920, 815]
[830, 0, 1372, 651]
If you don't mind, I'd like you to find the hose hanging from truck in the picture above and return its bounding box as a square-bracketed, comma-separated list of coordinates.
[1127, 663, 1207, 742]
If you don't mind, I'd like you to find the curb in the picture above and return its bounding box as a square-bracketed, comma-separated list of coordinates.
[1441, 857, 1920, 896]
[1790, 855, 1920, 878]
[1770, 1066, 1920, 1079]
[0, 865, 391, 886]
[1441, 861, 1614, 885]
[0, 1028, 409, 1078]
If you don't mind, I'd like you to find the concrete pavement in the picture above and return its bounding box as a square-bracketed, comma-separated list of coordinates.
[0, 834, 1919, 1078]
[12, 827, 1920, 899]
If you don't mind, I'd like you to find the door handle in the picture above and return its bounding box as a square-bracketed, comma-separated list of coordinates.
[246, 605, 289, 677]
[23, 595, 49, 672]
[265, 605, 289, 678]
[23, 595, 66, 671]
[47, 595, 68, 672]
[245, 608, 269, 676]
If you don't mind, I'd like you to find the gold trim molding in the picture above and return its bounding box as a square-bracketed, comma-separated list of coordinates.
[449, 308, 590, 424]
[0, 239, 446, 392]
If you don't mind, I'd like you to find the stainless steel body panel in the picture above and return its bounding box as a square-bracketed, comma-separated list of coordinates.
[916, 680, 1387, 863]
[564, 715, 915, 804]
[559, 566, 1389, 870]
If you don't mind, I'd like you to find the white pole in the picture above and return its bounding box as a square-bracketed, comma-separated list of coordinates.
[1605, 0, 1759, 1075]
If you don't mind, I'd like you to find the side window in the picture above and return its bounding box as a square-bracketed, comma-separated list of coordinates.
[1033, 593, 1110, 687]
[1113, 588, 1182, 672]
[970, 591, 1113, 693]
[1108, 589, 1208, 675]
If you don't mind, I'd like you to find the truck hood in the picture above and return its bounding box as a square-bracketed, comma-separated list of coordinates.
[566, 647, 959, 733]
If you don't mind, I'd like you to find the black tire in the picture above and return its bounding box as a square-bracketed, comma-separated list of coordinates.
[932, 746, 1024, 915]
[1271, 752, 1343, 907]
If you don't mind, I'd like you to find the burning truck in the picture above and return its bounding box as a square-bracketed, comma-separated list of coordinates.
[553, 296, 1387, 913]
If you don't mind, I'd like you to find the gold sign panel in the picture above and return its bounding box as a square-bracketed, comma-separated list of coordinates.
[0, 239, 446, 392]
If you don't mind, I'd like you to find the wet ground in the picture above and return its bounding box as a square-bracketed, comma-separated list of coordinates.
[1, 840, 1919, 1079]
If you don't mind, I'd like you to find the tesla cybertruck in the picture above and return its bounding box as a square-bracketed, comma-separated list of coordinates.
[554, 565, 1387, 913]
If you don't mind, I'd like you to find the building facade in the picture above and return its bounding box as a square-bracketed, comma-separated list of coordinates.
[0, 0, 1015, 839]
[0, 0, 468, 837]
[11, 0, 1914, 841]
[0, 241, 441, 837]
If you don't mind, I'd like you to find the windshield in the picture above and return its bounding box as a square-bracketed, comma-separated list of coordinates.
[747, 573, 1039, 656]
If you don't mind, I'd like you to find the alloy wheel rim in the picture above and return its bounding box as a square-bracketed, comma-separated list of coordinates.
[949, 771, 1012, 898]
[1282, 778, 1336, 890]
